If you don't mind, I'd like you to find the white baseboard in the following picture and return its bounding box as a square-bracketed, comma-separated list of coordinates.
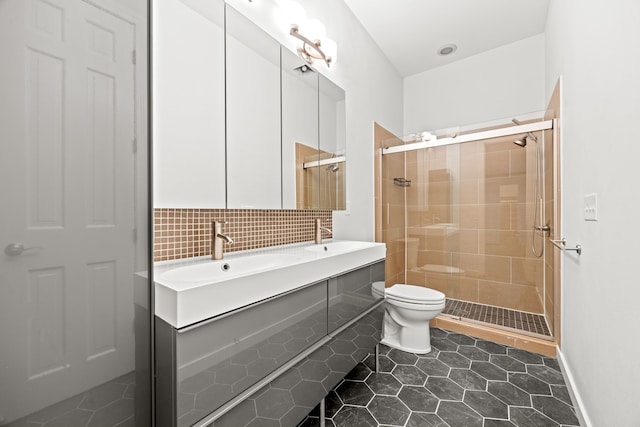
[556, 349, 592, 427]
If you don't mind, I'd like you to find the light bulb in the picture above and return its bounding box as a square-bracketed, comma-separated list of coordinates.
[322, 37, 337, 65]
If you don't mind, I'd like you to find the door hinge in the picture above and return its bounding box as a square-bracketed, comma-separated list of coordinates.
[131, 50, 136, 65]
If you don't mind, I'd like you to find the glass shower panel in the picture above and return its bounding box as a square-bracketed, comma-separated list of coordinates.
[403, 131, 552, 336]
[381, 150, 407, 286]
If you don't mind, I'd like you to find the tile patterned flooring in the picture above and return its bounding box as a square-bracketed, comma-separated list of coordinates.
[443, 299, 551, 337]
[300, 328, 578, 427]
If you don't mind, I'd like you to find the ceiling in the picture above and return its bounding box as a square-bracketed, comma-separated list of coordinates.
[342, 0, 550, 77]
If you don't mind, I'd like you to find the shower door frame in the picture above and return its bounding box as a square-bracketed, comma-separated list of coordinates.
[381, 119, 557, 340]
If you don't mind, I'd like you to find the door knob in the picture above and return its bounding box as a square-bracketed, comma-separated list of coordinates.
[4, 243, 42, 256]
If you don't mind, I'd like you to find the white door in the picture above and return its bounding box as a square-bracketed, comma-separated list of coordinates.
[0, 0, 137, 422]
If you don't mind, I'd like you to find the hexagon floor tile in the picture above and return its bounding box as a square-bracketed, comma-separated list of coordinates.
[300, 328, 580, 427]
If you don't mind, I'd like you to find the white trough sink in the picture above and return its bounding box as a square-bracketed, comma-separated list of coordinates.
[155, 240, 386, 328]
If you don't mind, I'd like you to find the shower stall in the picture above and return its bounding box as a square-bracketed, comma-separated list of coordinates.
[378, 115, 558, 340]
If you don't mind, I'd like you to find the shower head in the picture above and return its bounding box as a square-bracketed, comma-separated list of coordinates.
[511, 118, 538, 143]
[513, 136, 528, 147]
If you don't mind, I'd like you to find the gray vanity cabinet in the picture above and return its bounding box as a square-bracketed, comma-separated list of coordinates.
[156, 261, 384, 427]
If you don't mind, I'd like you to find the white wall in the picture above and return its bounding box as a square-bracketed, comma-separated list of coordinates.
[404, 34, 546, 134]
[545, 1, 640, 426]
[227, 0, 404, 240]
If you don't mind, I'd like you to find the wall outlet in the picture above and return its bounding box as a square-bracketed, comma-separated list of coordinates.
[584, 193, 598, 221]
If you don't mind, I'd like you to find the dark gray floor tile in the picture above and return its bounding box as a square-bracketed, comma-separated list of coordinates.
[177, 392, 195, 417]
[507, 348, 544, 365]
[397, 386, 438, 412]
[487, 381, 531, 406]
[510, 407, 559, 427]
[457, 345, 490, 361]
[327, 354, 356, 375]
[378, 344, 393, 355]
[416, 357, 450, 377]
[324, 391, 342, 418]
[258, 343, 288, 359]
[470, 361, 508, 381]
[532, 396, 580, 425]
[543, 357, 561, 372]
[476, 340, 507, 355]
[436, 401, 483, 427]
[268, 330, 293, 344]
[431, 328, 449, 339]
[331, 406, 377, 427]
[406, 412, 448, 427]
[419, 348, 440, 358]
[387, 348, 419, 365]
[438, 351, 471, 368]
[286, 339, 311, 353]
[448, 368, 487, 391]
[490, 355, 526, 373]
[345, 362, 371, 381]
[509, 373, 551, 395]
[335, 380, 374, 406]
[245, 418, 279, 427]
[484, 419, 517, 427]
[308, 346, 333, 361]
[463, 390, 509, 419]
[527, 365, 566, 385]
[367, 396, 410, 426]
[550, 385, 573, 406]
[114, 415, 135, 427]
[391, 365, 427, 386]
[431, 337, 458, 352]
[425, 377, 464, 400]
[365, 372, 402, 395]
[446, 333, 476, 346]
[180, 408, 209, 427]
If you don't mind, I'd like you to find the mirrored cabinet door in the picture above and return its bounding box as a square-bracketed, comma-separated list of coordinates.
[319, 75, 347, 210]
[281, 48, 319, 209]
[226, 5, 282, 209]
[154, 0, 226, 208]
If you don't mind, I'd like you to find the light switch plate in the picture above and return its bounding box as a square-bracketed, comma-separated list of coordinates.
[584, 193, 598, 221]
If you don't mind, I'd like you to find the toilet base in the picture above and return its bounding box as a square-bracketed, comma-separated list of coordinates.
[380, 336, 432, 355]
[380, 318, 434, 354]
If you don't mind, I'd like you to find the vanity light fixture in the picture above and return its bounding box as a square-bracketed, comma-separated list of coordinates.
[278, 1, 337, 67]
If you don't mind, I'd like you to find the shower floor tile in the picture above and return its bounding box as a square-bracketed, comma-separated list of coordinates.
[442, 298, 551, 337]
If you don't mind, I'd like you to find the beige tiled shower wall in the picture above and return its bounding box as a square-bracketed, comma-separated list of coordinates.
[400, 134, 546, 314]
[154, 209, 332, 262]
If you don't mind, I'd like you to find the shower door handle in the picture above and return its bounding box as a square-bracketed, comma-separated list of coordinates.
[4, 243, 42, 256]
[550, 238, 582, 255]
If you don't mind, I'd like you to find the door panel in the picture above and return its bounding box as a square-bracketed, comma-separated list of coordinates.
[0, 0, 139, 422]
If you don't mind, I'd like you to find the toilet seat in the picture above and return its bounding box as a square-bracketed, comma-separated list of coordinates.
[386, 284, 445, 305]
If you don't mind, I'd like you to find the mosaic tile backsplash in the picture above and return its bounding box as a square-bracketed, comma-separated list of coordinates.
[154, 209, 332, 262]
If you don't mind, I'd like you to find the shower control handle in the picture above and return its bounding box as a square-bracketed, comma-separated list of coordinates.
[4, 243, 42, 256]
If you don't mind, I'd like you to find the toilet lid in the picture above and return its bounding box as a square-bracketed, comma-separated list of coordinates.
[386, 284, 445, 304]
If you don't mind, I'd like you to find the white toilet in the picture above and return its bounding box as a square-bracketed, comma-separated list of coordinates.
[372, 281, 445, 354]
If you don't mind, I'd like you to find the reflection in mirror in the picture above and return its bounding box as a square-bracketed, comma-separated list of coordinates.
[154, 0, 225, 208]
[281, 47, 319, 209]
[319, 75, 347, 210]
[226, 5, 282, 209]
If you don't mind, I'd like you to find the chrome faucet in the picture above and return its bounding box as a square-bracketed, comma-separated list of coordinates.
[314, 219, 332, 244]
[212, 220, 233, 260]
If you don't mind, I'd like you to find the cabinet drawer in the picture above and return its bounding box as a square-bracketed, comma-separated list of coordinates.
[174, 281, 327, 427]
